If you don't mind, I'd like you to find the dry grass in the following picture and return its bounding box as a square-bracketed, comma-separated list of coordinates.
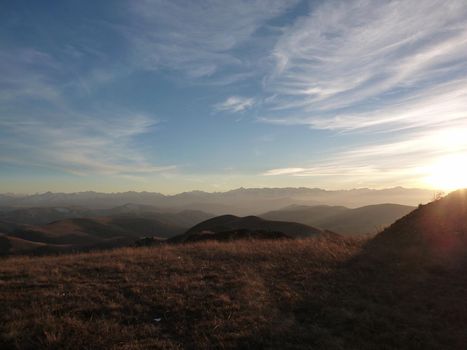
[1, 236, 467, 349]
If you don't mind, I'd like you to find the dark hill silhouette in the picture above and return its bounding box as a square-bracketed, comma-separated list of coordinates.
[1, 215, 188, 255]
[171, 215, 331, 243]
[261, 203, 415, 235]
[0, 235, 12, 256]
[367, 189, 467, 265]
[0, 220, 26, 234]
[0, 206, 97, 225]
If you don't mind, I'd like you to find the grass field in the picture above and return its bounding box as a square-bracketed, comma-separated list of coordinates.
[1, 236, 466, 349]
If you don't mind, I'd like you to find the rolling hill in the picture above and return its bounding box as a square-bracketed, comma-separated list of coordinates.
[261, 203, 415, 235]
[0, 204, 213, 226]
[0, 205, 214, 256]
[0, 200, 415, 254]
[0, 210, 213, 255]
[171, 215, 332, 243]
[0, 206, 92, 225]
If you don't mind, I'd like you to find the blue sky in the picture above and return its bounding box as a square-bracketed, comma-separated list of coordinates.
[1, 0, 467, 193]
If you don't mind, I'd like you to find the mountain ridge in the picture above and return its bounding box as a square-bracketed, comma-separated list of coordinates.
[0, 187, 435, 215]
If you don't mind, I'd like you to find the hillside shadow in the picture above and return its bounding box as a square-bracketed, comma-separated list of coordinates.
[236, 238, 467, 350]
[239, 191, 467, 349]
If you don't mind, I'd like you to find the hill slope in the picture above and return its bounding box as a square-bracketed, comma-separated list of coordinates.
[261, 205, 348, 225]
[0, 237, 363, 349]
[171, 215, 330, 243]
[368, 189, 467, 264]
[261, 203, 415, 235]
[0, 205, 213, 226]
[318, 204, 415, 235]
[0, 206, 93, 225]
[0, 208, 214, 256]
[0, 215, 186, 255]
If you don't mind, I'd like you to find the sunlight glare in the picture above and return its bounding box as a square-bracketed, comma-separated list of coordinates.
[424, 154, 467, 191]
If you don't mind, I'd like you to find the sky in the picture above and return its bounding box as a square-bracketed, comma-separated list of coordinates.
[1, 0, 467, 194]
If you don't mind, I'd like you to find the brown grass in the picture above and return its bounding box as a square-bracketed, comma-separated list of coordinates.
[1, 236, 467, 349]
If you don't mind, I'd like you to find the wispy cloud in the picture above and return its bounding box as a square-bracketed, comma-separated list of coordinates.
[125, 0, 298, 80]
[258, 0, 467, 186]
[0, 49, 65, 105]
[263, 124, 467, 188]
[0, 111, 175, 176]
[263, 167, 306, 176]
[260, 79, 467, 133]
[266, 0, 467, 112]
[3, 0, 467, 190]
[0, 46, 174, 177]
[213, 96, 256, 113]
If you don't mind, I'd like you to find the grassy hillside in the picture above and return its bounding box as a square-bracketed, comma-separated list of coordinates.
[1, 232, 467, 349]
[0, 237, 359, 349]
[261, 203, 415, 235]
[368, 189, 467, 264]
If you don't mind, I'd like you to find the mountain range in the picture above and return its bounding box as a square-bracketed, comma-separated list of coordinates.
[0, 187, 434, 215]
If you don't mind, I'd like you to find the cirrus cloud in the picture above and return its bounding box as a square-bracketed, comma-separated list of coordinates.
[213, 96, 256, 113]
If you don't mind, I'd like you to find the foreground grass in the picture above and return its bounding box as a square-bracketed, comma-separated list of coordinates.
[1, 237, 466, 349]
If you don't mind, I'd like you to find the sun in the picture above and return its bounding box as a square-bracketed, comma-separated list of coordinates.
[424, 154, 467, 191]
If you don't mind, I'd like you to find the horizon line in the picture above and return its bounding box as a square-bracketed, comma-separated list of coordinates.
[0, 185, 443, 197]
